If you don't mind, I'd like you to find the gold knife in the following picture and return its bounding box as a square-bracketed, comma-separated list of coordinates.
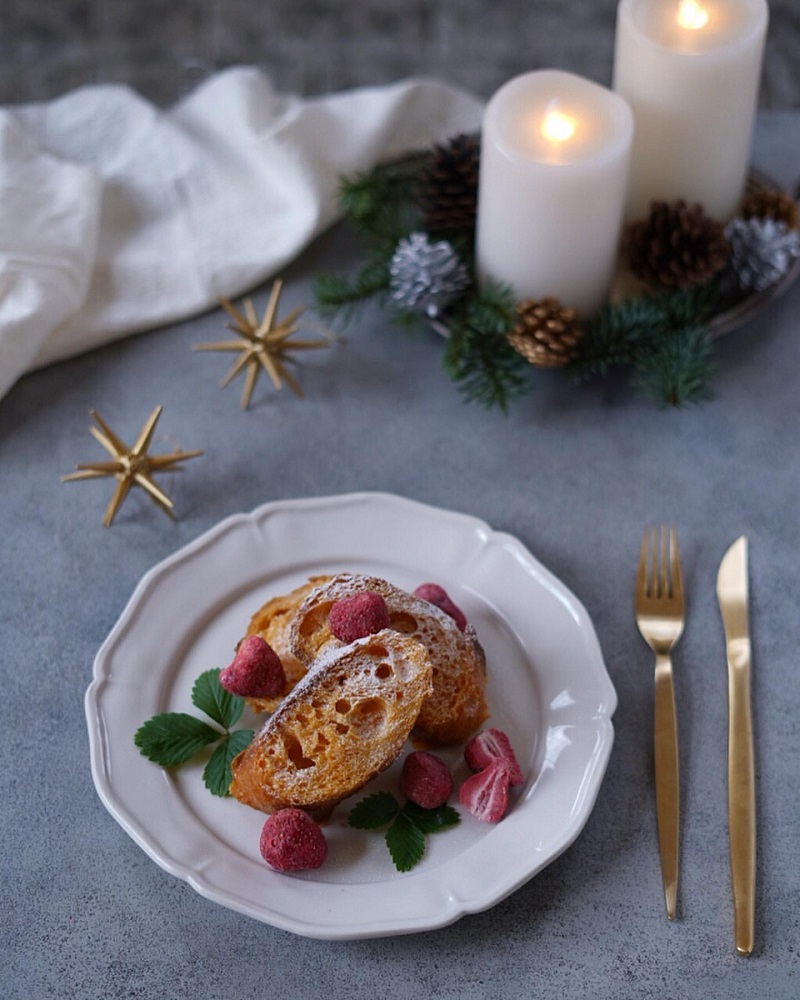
[716, 536, 756, 956]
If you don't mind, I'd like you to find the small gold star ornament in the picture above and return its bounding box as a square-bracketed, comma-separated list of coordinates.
[62, 406, 203, 526]
[194, 279, 332, 408]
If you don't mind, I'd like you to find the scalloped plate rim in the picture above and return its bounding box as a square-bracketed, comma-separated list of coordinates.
[85, 491, 616, 939]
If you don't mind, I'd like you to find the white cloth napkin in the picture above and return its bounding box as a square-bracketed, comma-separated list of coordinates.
[0, 66, 484, 401]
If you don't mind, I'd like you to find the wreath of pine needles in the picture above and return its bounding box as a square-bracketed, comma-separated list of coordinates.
[313, 144, 790, 411]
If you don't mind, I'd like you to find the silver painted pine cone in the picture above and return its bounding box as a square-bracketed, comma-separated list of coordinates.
[389, 232, 470, 319]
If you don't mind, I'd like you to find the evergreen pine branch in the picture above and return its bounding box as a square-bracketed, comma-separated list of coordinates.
[313, 252, 393, 321]
[656, 280, 722, 327]
[338, 154, 427, 245]
[339, 149, 429, 209]
[571, 296, 670, 380]
[442, 281, 531, 411]
[443, 231, 477, 271]
[569, 280, 722, 405]
[631, 323, 716, 407]
[462, 277, 517, 331]
[315, 155, 434, 321]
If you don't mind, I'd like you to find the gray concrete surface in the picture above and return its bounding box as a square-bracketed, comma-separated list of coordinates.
[1, 0, 798, 107]
[2, 5, 799, 997]
[2, 111, 800, 1000]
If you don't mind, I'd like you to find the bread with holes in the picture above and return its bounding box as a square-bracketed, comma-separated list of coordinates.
[229, 629, 433, 818]
[290, 572, 488, 746]
[242, 576, 332, 714]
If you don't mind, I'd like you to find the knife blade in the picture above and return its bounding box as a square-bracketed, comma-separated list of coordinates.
[716, 536, 755, 956]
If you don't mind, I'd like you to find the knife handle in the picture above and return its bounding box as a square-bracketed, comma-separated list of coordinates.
[728, 661, 756, 956]
[654, 653, 679, 920]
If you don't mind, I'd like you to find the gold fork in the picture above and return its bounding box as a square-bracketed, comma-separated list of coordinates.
[635, 525, 684, 920]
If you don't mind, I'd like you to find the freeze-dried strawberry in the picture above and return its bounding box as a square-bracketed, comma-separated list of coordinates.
[458, 760, 512, 823]
[259, 808, 328, 872]
[413, 583, 467, 631]
[219, 635, 286, 698]
[400, 750, 453, 809]
[329, 591, 391, 643]
[464, 728, 524, 785]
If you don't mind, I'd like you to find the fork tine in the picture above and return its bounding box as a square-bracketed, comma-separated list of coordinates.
[650, 524, 669, 599]
[660, 525, 670, 599]
[670, 525, 682, 601]
[638, 525, 659, 599]
[637, 525, 682, 602]
[655, 524, 680, 600]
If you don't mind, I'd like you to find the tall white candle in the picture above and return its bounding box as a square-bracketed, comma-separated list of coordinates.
[613, 0, 769, 221]
[475, 70, 633, 317]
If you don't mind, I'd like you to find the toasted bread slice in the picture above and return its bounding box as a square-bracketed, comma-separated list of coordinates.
[242, 576, 332, 713]
[229, 630, 433, 818]
[290, 573, 488, 746]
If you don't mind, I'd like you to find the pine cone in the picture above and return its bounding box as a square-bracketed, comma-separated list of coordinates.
[724, 216, 800, 292]
[415, 133, 480, 236]
[624, 200, 731, 290]
[389, 232, 470, 318]
[507, 298, 584, 369]
[740, 186, 799, 231]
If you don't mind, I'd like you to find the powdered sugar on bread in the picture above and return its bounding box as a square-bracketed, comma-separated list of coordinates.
[243, 575, 332, 713]
[290, 572, 488, 746]
[229, 629, 433, 818]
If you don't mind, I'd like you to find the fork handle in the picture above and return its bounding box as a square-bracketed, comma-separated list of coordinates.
[654, 653, 680, 920]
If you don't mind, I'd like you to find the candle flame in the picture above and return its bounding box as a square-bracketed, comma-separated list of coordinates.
[677, 0, 709, 30]
[541, 109, 576, 144]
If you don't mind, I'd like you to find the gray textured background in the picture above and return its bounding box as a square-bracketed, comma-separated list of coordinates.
[2, 117, 799, 999]
[2, 6, 800, 1000]
[1, 0, 798, 108]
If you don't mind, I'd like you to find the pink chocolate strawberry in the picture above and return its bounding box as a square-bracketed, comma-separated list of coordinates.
[464, 728, 524, 785]
[458, 759, 512, 823]
[329, 591, 391, 643]
[219, 635, 286, 698]
[400, 750, 453, 809]
[259, 808, 328, 872]
[413, 583, 467, 631]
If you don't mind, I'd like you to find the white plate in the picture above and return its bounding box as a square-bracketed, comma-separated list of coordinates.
[86, 492, 616, 939]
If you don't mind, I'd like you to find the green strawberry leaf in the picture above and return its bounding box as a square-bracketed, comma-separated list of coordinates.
[403, 801, 461, 834]
[385, 811, 425, 873]
[192, 668, 243, 730]
[348, 792, 401, 830]
[202, 728, 254, 796]
[134, 713, 220, 767]
[348, 793, 461, 872]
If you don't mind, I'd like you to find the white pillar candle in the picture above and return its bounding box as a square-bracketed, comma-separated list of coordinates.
[475, 70, 634, 317]
[613, 0, 769, 221]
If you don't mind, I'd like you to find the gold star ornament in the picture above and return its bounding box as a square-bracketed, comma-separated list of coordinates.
[62, 406, 203, 526]
[194, 279, 333, 408]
